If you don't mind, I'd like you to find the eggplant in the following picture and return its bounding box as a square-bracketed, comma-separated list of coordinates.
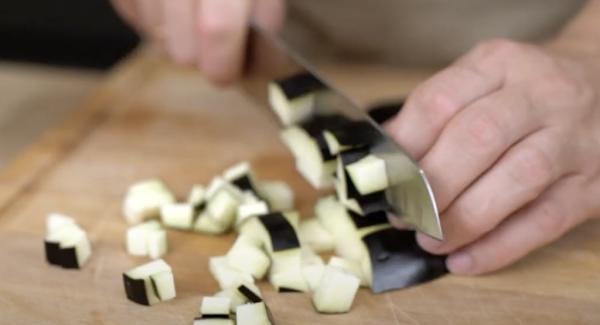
[367, 101, 404, 125]
[298, 218, 334, 253]
[216, 284, 263, 313]
[126, 220, 167, 258]
[236, 201, 270, 229]
[226, 235, 271, 279]
[46, 213, 75, 234]
[200, 296, 232, 318]
[194, 212, 229, 235]
[223, 162, 262, 198]
[323, 121, 380, 155]
[362, 228, 448, 294]
[123, 259, 176, 306]
[269, 247, 308, 292]
[236, 301, 273, 325]
[206, 182, 244, 229]
[258, 212, 300, 252]
[256, 181, 294, 211]
[123, 179, 175, 225]
[346, 154, 389, 196]
[312, 266, 360, 314]
[160, 203, 195, 230]
[328, 256, 367, 287]
[301, 249, 326, 291]
[188, 185, 207, 212]
[268, 72, 326, 126]
[45, 222, 91, 269]
[209, 256, 255, 290]
[280, 127, 335, 189]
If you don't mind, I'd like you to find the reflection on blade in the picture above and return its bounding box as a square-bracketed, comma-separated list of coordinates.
[242, 25, 443, 240]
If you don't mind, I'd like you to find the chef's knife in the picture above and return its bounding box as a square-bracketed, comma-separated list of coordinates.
[242, 25, 443, 240]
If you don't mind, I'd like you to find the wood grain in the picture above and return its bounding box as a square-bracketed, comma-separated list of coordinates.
[1, 49, 599, 325]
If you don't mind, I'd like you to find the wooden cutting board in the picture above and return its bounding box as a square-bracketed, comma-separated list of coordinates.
[1, 49, 600, 325]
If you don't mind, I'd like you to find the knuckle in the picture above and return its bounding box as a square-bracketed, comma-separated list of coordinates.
[509, 146, 554, 195]
[199, 17, 234, 40]
[532, 201, 567, 235]
[413, 89, 457, 125]
[464, 111, 505, 150]
[472, 38, 529, 62]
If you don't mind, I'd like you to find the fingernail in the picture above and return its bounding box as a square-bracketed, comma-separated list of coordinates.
[416, 232, 444, 250]
[447, 251, 474, 274]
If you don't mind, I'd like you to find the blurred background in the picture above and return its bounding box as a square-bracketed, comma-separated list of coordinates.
[0, 0, 138, 167]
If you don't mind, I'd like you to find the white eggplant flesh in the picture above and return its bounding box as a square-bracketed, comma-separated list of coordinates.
[269, 249, 309, 292]
[346, 155, 389, 195]
[269, 82, 315, 126]
[215, 283, 262, 313]
[150, 270, 176, 301]
[194, 212, 229, 235]
[256, 181, 295, 211]
[281, 127, 334, 189]
[160, 203, 195, 230]
[200, 296, 231, 316]
[126, 220, 162, 256]
[45, 224, 92, 269]
[298, 218, 334, 252]
[328, 256, 367, 287]
[314, 196, 355, 240]
[236, 302, 273, 325]
[206, 187, 243, 229]
[226, 236, 271, 279]
[123, 259, 175, 306]
[188, 185, 207, 207]
[236, 201, 269, 229]
[312, 266, 360, 314]
[146, 229, 168, 259]
[123, 179, 175, 225]
[238, 218, 270, 248]
[46, 213, 76, 235]
[209, 256, 255, 290]
[301, 250, 325, 291]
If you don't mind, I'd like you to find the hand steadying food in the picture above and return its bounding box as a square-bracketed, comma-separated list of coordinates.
[111, 0, 600, 275]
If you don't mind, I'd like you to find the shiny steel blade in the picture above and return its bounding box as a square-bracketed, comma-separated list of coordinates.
[242, 25, 443, 240]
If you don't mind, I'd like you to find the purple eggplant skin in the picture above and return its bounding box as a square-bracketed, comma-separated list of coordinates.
[258, 212, 301, 251]
[363, 228, 447, 294]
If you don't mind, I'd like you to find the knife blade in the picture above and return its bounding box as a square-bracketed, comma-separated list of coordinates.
[242, 25, 443, 240]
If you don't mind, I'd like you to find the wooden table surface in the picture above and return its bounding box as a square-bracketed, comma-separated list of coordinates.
[1, 49, 600, 325]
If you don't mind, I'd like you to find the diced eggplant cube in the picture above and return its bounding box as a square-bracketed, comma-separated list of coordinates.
[200, 296, 231, 317]
[281, 127, 334, 189]
[269, 248, 308, 292]
[298, 218, 334, 253]
[226, 236, 270, 279]
[46, 213, 75, 235]
[188, 185, 207, 209]
[236, 201, 270, 228]
[194, 213, 229, 235]
[45, 224, 91, 269]
[269, 72, 325, 126]
[209, 256, 255, 290]
[206, 186, 243, 229]
[126, 220, 162, 256]
[346, 155, 389, 195]
[236, 302, 273, 325]
[256, 181, 294, 211]
[123, 259, 175, 306]
[161, 203, 195, 230]
[312, 266, 360, 314]
[151, 270, 176, 301]
[123, 179, 175, 225]
[146, 229, 167, 259]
